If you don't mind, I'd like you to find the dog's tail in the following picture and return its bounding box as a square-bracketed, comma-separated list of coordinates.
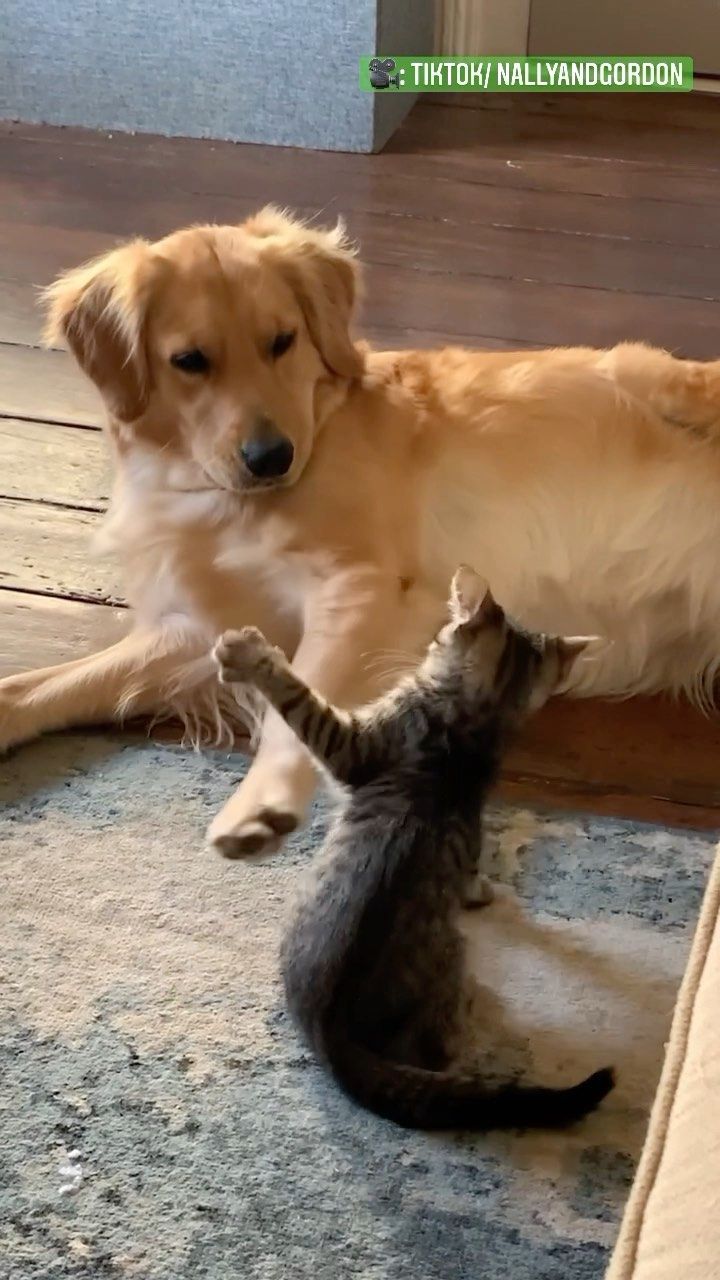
[324, 1028, 614, 1131]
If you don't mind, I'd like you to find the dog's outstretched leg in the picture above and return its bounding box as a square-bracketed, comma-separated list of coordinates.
[207, 568, 433, 859]
[0, 619, 210, 752]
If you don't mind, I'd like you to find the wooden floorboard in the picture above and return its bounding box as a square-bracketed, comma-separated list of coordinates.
[3, 224, 720, 355]
[5, 99, 720, 193]
[5, 209, 717, 320]
[3, 114, 720, 246]
[7, 272, 720, 358]
[503, 695, 720, 831]
[3, 160, 719, 251]
[4, 210, 719, 306]
[0, 345, 102, 424]
[397, 98, 720, 170]
[495, 777, 720, 833]
[362, 268, 720, 354]
[0, 499, 116, 602]
[0, 419, 108, 506]
[2, 96, 720, 827]
[0, 588, 127, 673]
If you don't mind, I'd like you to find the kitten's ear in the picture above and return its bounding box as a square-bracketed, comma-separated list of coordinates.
[556, 635, 602, 682]
[449, 565, 501, 626]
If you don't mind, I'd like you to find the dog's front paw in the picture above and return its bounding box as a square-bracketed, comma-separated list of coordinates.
[207, 728, 315, 861]
[213, 627, 279, 686]
[209, 805, 300, 859]
[206, 753, 312, 859]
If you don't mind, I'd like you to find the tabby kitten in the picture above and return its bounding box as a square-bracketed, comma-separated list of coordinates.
[214, 566, 614, 1131]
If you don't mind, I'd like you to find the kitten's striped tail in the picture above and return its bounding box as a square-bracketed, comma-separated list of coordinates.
[325, 1031, 614, 1131]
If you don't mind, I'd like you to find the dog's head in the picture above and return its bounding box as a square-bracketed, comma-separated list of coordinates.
[44, 207, 364, 492]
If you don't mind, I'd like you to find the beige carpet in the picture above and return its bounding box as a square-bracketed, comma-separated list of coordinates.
[0, 732, 713, 1279]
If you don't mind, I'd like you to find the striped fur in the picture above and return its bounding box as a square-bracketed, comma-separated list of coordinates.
[214, 568, 614, 1130]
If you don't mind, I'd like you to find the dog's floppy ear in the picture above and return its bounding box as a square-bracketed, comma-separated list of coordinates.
[43, 240, 155, 422]
[248, 207, 363, 380]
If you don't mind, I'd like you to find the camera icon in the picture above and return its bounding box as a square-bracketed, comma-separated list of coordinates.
[369, 57, 400, 89]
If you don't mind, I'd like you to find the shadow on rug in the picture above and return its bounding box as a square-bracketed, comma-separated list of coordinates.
[0, 733, 714, 1280]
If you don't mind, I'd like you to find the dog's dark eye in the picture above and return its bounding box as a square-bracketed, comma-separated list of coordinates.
[269, 331, 296, 360]
[170, 349, 210, 375]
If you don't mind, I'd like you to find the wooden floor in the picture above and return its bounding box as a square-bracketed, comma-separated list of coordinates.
[3, 93, 720, 830]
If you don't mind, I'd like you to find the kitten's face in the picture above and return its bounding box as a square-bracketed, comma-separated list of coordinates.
[422, 565, 594, 715]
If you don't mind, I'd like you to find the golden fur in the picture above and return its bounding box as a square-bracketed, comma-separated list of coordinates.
[3, 206, 720, 855]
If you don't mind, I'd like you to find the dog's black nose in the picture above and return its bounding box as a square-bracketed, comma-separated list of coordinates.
[240, 432, 294, 479]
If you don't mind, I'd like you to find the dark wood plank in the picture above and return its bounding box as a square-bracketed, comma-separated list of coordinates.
[2, 209, 719, 312]
[3, 120, 720, 247]
[363, 266, 720, 354]
[3, 113, 720, 373]
[0, 498, 119, 602]
[480, 93, 720, 134]
[0, 419, 109, 507]
[5, 283, 556, 354]
[365, 326, 542, 352]
[505, 694, 720, 825]
[5, 258, 720, 365]
[5, 109, 720, 200]
[3, 157, 719, 253]
[352, 218, 720, 301]
[2, 126, 719, 368]
[394, 98, 720, 171]
[496, 777, 720, 833]
[429, 92, 720, 129]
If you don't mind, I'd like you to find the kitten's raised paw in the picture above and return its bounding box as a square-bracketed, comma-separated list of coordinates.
[213, 627, 278, 685]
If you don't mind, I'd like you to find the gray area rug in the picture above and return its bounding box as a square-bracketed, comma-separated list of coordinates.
[1, 734, 715, 1280]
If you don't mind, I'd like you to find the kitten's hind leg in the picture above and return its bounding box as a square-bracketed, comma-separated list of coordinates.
[464, 872, 495, 910]
[382, 1007, 453, 1071]
[407, 1026, 452, 1072]
[214, 627, 364, 783]
[393, 965, 463, 1070]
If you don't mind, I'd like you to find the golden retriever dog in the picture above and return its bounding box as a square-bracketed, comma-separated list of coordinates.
[2, 206, 720, 856]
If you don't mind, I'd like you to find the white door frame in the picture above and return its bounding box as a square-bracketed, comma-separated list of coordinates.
[435, 0, 532, 55]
